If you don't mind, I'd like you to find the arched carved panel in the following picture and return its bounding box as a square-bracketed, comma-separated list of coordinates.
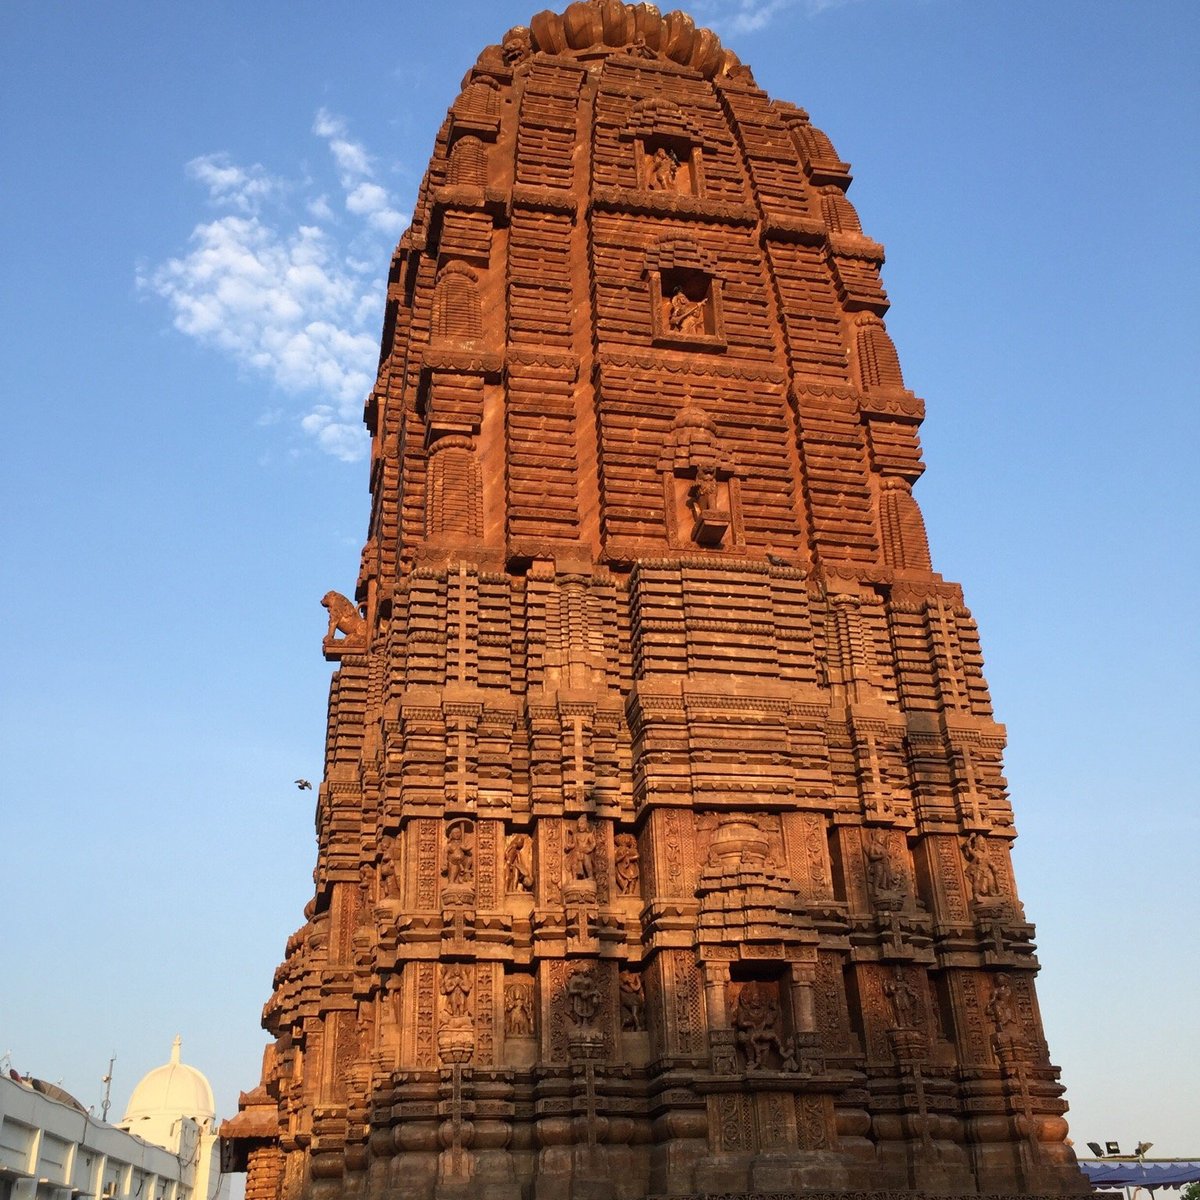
[425, 436, 483, 540]
[879, 476, 932, 572]
[433, 263, 483, 343]
[855, 314, 905, 391]
[447, 134, 488, 188]
[819, 186, 861, 234]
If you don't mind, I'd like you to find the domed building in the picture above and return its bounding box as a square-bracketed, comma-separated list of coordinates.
[120, 1036, 217, 1149]
[0, 1040, 224, 1200]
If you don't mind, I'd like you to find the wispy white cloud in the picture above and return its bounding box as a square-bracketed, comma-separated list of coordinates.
[694, 0, 863, 34]
[141, 111, 409, 461]
[312, 107, 407, 234]
[186, 153, 281, 213]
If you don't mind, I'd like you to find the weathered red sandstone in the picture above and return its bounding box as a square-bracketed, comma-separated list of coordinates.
[220, 5, 1090, 1198]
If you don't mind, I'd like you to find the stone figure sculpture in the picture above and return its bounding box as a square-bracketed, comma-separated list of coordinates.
[441, 964, 472, 1022]
[442, 822, 473, 885]
[566, 970, 602, 1027]
[668, 287, 705, 335]
[866, 829, 902, 895]
[504, 833, 534, 892]
[619, 972, 645, 1032]
[884, 967, 921, 1030]
[733, 984, 786, 1071]
[563, 814, 597, 881]
[964, 832, 1001, 900]
[321, 590, 365, 642]
[647, 145, 679, 192]
[613, 833, 639, 895]
[504, 983, 534, 1036]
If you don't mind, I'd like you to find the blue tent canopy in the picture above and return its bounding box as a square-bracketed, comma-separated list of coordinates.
[1080, 1161, 1200, 1189]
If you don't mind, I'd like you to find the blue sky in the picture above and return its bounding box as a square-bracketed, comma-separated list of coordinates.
[2, 0, 1197, 1164]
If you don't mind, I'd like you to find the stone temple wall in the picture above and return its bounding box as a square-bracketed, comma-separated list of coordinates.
[220, 6, 1091, 1200]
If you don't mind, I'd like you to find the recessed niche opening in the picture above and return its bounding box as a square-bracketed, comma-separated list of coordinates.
[640, 135, 700, 197]
[660, 267, 716, 340]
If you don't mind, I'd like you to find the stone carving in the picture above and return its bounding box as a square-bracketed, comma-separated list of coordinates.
[613, 833, 640, 896]
[500, 24, 532, 65]
[566, 968, 602, 1026]
[441, 963, 472, 1023]
[732, 983, 787, 1071]
[504, 832, 534, 892]
[688, 463, 720, 517]
[668, 286, 706, 335]
[647, 145, 680, 192]
[563, 814, 597, 881]
[987, 972, 1019, 1038]
[628, 30, 657, 59]
[504, 982, 534, 1036]
[321, 591, 365, 642]
[865, 829, 903, 898]
[442, 819, 474, 886]
[619, 971, 645, 1031]
[378, 844, 399, 901]
[226, 9, 1089, 1198]
[883, 966, 921, 1030]
[964, 832, 1001, 901]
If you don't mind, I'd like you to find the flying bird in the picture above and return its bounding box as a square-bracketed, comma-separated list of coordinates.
[295, 779, 313, 790]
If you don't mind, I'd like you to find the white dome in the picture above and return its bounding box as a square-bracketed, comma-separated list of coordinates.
[122, 1037, 215, 1128]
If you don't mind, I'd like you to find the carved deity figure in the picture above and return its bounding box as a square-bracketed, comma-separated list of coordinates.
[986, 973, 1019, 1037]
[688, 465, 721, 519]
[613, 833, 640, 896]
[443, 822, 474, 886]
[321, 590, 365, 641]
[884, 967, 920, 1029]
[733, 983, 785, 1070]
[964, 833, 1000, 901]
[647, 145, 680, 192]
[504, 983, 534, 1036]
[379, 846, 399, 900]
[865, 830, 901, 895]
[619, 972, 645, 1031]
[564, 815, 597, 881]
[441, 964, 472, 1022]
[668, 287, 706, 335]
[504, 833, 534, 893]
[566, 969, 602, 1026]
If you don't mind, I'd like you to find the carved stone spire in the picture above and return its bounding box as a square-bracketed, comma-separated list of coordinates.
[221, 6, 1091, 1200]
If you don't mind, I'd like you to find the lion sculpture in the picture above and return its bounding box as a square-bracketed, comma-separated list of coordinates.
[321, 591, 366, 642]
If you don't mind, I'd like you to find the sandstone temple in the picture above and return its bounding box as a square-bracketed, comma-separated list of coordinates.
[220, 5, 1090, 1199]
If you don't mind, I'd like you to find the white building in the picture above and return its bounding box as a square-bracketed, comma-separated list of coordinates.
[0, 1040, 223, 1200]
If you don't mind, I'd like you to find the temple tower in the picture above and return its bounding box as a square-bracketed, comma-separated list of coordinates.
[221, 6, 1090, 1199]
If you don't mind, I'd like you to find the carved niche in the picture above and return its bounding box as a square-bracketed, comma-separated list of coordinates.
[657, 401, 741, 549]
[622, 97, 707, 198]
[818, 184, 862, 235]
[854, 312, 905, 392]
[442, 819, 475, 892]
[879, 475, 932, 572]
[421, 262, 499, 447]
[432, 262, 483, 344]
[424, 435, 483, 541]
[644, 237, 725, 350]
[504, 831, 534, 893]
[450, 74, 501, 141]
[446, 134, 488, 189]
[727, 977, 800, 1073]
